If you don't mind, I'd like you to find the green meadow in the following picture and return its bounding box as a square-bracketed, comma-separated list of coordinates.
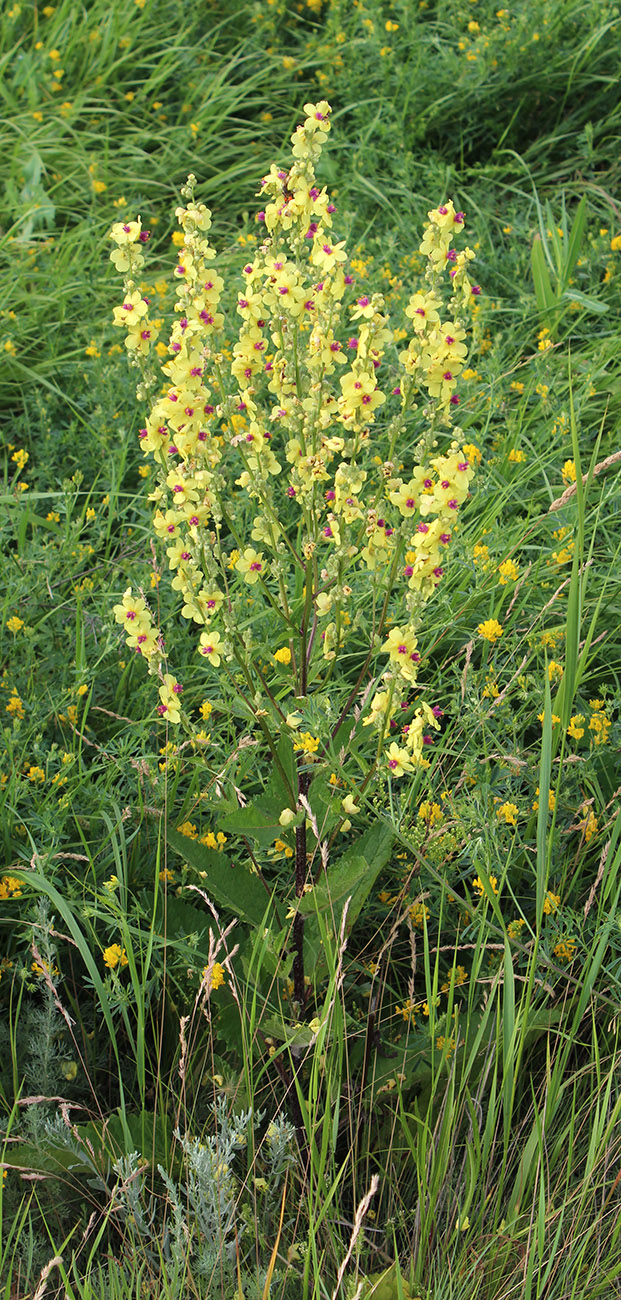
[1, 1, 620, 1297]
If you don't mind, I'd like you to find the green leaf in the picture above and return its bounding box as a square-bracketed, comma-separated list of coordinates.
[560, 287, 609, 314]
[219, 733, 296, 846]
[531, 234, 556, 320]
[298, 821, 394, 932]
[166, 832, 272, 927]
[562, 194, 587, 289]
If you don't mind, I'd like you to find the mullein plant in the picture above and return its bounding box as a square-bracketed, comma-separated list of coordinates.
[109, 101, 479, 1008]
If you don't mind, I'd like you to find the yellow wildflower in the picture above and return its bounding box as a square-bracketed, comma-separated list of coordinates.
[201, 961, 226, 992]
[103, 944, 129, 970]
[543, 891, 560, 914]
[497, 802, 518, 827]
[498, 558, 519, 584]
[478, 619, 503, 643]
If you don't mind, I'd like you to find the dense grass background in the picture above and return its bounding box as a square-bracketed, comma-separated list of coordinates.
[1, 1, 621, 1297]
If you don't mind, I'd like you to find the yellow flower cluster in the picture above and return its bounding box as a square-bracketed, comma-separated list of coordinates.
[0, 875, 22, 900]
[588, 700, 611, 746]
[103, 944, 129, 970]
[109, 101, 478, 777]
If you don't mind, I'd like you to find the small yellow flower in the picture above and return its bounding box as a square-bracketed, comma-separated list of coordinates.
[508, 448, 526, 463]
[177, 820, 198, 839]
[478, 619, 503, 643]
[0, 876, 23, 900]
[103, 944, 129, 970]
[201, 961, 226, 992]
[497, 802, 518, 827]
[532, 787, 555, 812]
[508, 918, 525, 939]
[543, 891, 560, 915]
[293, 731, 320, 756]
[553, 938, 576, 963]
[462, 442, 482, 466]
[418, 800, 443, 827]
[6, 616, 24, 634]
[567, 714, 585, 740]
[498, 558, 519, 584]
[561, 459, 576, 484]
[548, 660, 564, 683]
[582, 810, 598, 842]
[274, 646, 292, 665]
[409, 901, 430, 928]
[473, 874, 499, 897]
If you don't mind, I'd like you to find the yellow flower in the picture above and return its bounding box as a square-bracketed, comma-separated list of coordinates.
[508, 918, 525, 939]
[610, 235, 621, 252]
[198, 630, 224, 667]
[543, 891, 560, 915]
[0, 876, 23, 900]
[473, 874, 499, 897]
[293, 731, 320, 756]
[6, 616, 24, 633]
[567, 714, 585, 740]
[385, 742, 414, 778]
[409, 901, 430, 927]
[177, 821, 198, 839]
[582, 810, 598, 842]
[532, 787, 555, 812]
[589, 707, 611, 746]
[561, 459, 576, 484]
[498, 558, 519, 584]
[274, 646, 292, 664]
[548, 660, 564, 683]
[395, 998, 416, 1023]
[201, 961, 226, 992]
[103, 944, 129, 970]
[418, 800, 443, 827]
[235, 547, 265, 584]
[508, 448, 526, 463]
[553, 938, 576, 963]
[477, 619, 503, 643]
[462, 442, 482, 466]
[497, 802, 518, 827]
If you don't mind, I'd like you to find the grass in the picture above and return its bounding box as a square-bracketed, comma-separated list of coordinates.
[1, 0, 621, 1297]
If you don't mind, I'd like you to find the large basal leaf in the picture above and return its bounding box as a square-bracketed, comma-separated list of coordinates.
[166, 831, 272, 927]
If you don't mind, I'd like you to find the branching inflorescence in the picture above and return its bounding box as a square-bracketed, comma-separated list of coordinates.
[109, 101, 479, 996]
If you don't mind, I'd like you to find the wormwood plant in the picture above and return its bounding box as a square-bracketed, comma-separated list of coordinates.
[108, 101, 479, 1029]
